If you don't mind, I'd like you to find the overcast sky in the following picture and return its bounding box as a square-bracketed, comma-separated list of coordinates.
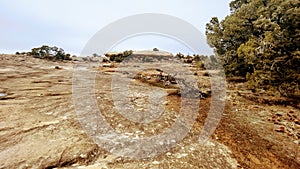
[0, 0, 231, 56]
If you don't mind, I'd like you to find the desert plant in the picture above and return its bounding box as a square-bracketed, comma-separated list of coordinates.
[206, 0, 300, 97]
[28, 45, 72, 61]
[153, 48, 159, 51]
[109, 50, 133, 62]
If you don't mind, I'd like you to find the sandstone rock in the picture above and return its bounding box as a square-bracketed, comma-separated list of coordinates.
[0, 93, 7, 97]
[102, 63, 113, 68]
[274, 125, 285, 132]
[276, 112, 284, 116]
[152, 161, 160, 165]
[295, 116, 300, 125]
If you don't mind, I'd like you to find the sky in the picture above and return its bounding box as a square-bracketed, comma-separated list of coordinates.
[0, 0, 231, 56]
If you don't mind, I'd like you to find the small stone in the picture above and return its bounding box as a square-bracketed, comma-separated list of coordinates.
[152, 161, 160, 165]
[295, 116, 300, 125]
[45, 112, 54, 115]
[164, 81, 171, 86]
[102, 63, 112, 67]
[45, 125, 55, 131]
[272, 115, 276, 122]
[79, 154, 87, 158]
[293, 140, 299, 144]
[274, 125, 285, 132]
[61, 116, 68, 120]
[175, 153, 188, 158]
[54, 66, 62, 69]
[0, 93, 7, 97]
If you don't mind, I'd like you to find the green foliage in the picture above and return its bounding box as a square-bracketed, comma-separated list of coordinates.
[194, 61, 205, 69]
[193, 54, 209, 62]
[153, 48, 159, 51]
[92, 53, 99, 57]
[175, 52, 185, 59]
[28, 45, 71, 61]
[206, 0, 300, 97]
[229, 0, 250, 12]
[109, 50, 133, 62]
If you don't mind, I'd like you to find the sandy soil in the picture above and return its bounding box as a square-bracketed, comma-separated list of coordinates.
[0, 54, 299, 168]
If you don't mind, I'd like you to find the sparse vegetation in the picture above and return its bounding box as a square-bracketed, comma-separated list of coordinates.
[18, 45, 72, 61]
[106, 50, 133, 62]
[153, 48, 159, 51]
[2, 1, 299, 168]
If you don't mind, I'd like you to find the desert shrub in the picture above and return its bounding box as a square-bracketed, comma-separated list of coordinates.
[195, 61, 205, 69]
[203, 72, 209, 76]
[109, 50, 133, 62]
[153, 48, 159, 51]
[176, 52, 184, 59]
[193, 54, 208, 62]
[28, 45, 72, 61]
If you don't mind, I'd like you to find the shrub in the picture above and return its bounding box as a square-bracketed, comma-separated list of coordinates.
[153, 48, 159, 51]
[109, 50, 133, 62]
[28, 45, 71, 61]
[206, 0, 300, 98]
